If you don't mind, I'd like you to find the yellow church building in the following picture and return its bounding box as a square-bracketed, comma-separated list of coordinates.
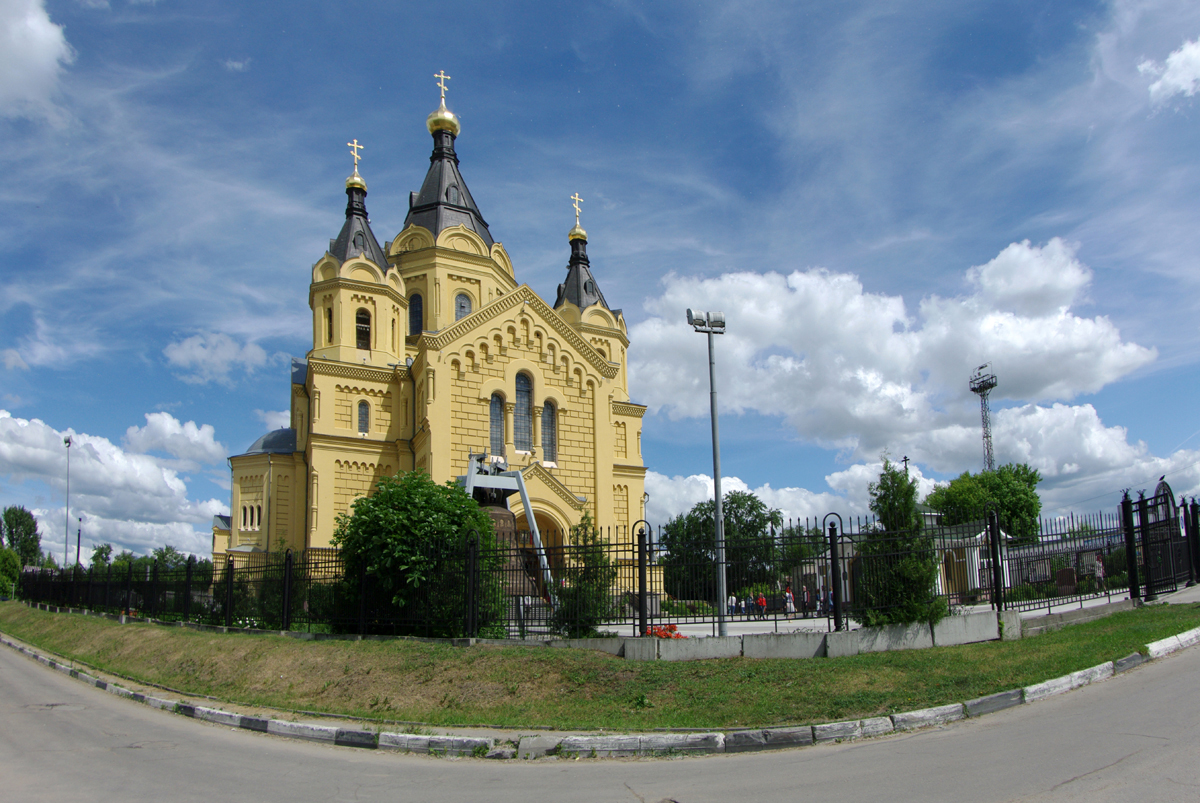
[212, 80, 646, 562]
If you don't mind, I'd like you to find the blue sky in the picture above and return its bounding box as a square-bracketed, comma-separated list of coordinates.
[2, 0, 1200, 561]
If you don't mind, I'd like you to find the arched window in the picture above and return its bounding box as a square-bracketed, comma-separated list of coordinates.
[542, 401, 557, 464]
[241, 506, 247, 528]
[326, 308, 334, 344]
[489, 393, 505, 457]
[514, 373, 532, 452]
[455, 293, 472, 321]
[356, 309, 371, 350]
[409, 294, 423, 336]
[358, 401, 370, 434]
[256, 505, 262, 528]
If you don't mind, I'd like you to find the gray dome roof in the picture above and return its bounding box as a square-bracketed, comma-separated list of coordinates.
[241, 428, 297, 456]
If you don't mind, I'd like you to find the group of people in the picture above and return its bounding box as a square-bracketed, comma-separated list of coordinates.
[726, 584, 835, 620]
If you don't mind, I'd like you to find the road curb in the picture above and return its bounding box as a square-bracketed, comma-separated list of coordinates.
[3, 619, 1199, 760]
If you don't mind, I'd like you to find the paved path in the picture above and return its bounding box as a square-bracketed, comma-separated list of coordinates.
[4, 623, 1200, 801]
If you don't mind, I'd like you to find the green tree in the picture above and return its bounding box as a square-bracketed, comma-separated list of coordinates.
[0, 548, 20, 597]
[550, 511, 618, 638]
[90, 543, 113, 567]
[332, 470, 500, 637]
[2, 506, 40, 568]
[151, 544, 189, 570]
[925, 463, 1043, 543]
[660, 491, 784, 602]
[855, 458, 946, 627]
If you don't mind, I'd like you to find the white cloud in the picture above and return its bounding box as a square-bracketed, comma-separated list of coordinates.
[124, 412, 227, 467]
[163, 332, 268, 385]
[966, 239, 1091, 317]
[0, 0, 73, 119]
[0, 410, 226, 558]
[222, 58, 250, 72]
[629, 239, 1155, 459]
[1140, 37, 1200, 103]
[253, 409, 290, 431]
[2, 348, 28, 370]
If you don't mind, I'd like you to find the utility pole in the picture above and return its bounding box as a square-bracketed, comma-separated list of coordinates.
[687, 309, 728, 637]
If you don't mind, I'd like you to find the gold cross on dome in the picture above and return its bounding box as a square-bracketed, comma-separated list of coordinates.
[347, 139, 364, 169]
[434, 70, 451, 100]
[571, 192, 583, 225]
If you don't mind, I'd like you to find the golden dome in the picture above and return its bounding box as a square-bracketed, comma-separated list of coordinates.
[426, 98, 460, 137]
[568, 223, 587, 242]
[345, 168, 366, 191]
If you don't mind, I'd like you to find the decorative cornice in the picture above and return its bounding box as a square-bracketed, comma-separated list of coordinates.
[580, 322, 630, 349]
[611, 401, 646, 418]
[426, 285, 618, 379]
[308, 277, 408, 308]
[521, 462, 586, 511]
[308, 359, 409, 384]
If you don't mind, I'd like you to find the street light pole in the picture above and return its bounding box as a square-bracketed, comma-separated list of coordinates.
[63, 435, 72, 568]
[687, 309, 727, 637]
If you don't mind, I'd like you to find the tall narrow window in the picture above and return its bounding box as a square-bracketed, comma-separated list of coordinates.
[489, 393, 505, 457]
[455, 293, 472, 321]
[409, 294, 423, 335]
[514, 373, 532, 452]
[358, 401, 369, 434]
[542, 401, 557, 464]
[241, 506, 247, 528]
[326, 308, 334, 344]
[256, 505, 262, 528]
[356, 309, 371, 350]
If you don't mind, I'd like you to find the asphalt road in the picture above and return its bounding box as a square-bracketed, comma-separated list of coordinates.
[2, 642, 1198, 803]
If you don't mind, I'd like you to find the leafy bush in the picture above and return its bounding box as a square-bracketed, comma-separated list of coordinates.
[0, 547, 19, 597]
[1007, 583, 1040, 602]
[550, 515, 618, 638]
[332, 470, 500, 637]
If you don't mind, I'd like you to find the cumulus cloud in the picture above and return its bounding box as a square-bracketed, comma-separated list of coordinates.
[0, 410, 226, 558]
[630, 239, 1155, 460]
[1140, 37, 1200, 103]
[163, 332, 268, 385]
[124, 412, 227, 468]
[0, 0, 73, 119]
[254, 409, 290, 431]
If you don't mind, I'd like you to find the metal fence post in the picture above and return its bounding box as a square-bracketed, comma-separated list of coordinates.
[987, 508, 1005, 611]
[1183, 498, 1196, 588]
[224, 558, 235, 628]
[86, 566, 94, 611]
[463, 533, 478, 639]
[1137, 492, 1157, 602]
[635, 520, 649, 637]
[282, 549, 293, 631]
[1191, 500, 1200, 589]
[149, 562, 159, 619]
[123, 562, 133, 617]
[358, 562, 367, 637]
[827, 518, 843, 631]
[1121, 492, 1140, 601]
[104, 563, 111, 613]
[184, 555, 194, 622]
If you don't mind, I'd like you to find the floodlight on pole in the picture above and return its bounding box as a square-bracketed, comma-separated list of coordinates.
[63, 435, 72, 568]
[686, 308, 728, 637]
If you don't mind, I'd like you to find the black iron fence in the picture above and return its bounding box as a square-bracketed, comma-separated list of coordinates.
[19, 492, 1199, 637]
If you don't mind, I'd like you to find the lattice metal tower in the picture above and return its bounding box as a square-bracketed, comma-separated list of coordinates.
[969, 364, 998, 472]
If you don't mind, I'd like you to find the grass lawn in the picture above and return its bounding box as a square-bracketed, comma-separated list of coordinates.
[2, 601, 1198, 731]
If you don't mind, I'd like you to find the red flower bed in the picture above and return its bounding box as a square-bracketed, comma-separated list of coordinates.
[645, 624, 685, 639]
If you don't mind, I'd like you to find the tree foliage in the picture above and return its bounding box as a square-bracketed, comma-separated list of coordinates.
[924, 463, 1043, 543]
[550, 511, 618, 638]
[660, 491, 783, 602]
[856, 458, 945, 627]
[2, 506, 40, 568]
[332, 470, 500, 637]
[0, 548, 20, 596]
[90, 543, 113, 567]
